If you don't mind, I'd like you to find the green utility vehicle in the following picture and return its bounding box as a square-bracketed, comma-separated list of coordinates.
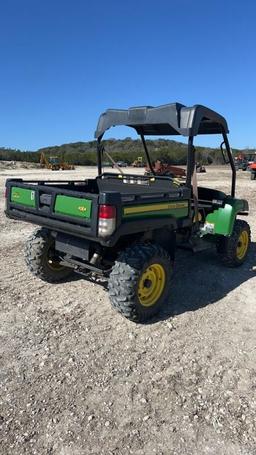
[5, 103, 251, 322]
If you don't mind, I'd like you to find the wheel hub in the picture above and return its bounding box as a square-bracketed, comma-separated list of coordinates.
[143, 278, 152, 289]
[138, 264, 166, 307]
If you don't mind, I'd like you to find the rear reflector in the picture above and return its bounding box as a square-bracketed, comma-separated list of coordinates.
[98, 205, 116, 237]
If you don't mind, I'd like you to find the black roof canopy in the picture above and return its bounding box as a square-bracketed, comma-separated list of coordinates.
[95, 103, 229, 139]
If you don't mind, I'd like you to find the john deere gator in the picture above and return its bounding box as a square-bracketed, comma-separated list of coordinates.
[5, 103, 251, 322]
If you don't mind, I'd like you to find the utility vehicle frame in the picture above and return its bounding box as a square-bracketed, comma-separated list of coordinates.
[5, 103, 251, 322]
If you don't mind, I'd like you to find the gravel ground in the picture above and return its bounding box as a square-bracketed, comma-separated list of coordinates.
[0, 165, 255, 455]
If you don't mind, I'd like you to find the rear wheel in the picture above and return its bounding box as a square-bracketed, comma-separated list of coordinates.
[108, 243, 173, 322]
[251, 171, 256, 180]
[216, 220, 251, 267]
[25, 228, 73, 282]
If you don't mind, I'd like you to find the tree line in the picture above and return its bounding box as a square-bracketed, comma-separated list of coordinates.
[0, 138, 246, 166]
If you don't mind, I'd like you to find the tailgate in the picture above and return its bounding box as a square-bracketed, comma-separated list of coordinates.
[6, 180, 99, 238]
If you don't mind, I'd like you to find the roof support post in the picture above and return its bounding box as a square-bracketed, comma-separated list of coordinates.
[186, 136, 195, 187]
[186, 136, 199, 226]
[222, 131, 236, 197]
[140, 134, 155, 175]
[97, 137, 103, 176]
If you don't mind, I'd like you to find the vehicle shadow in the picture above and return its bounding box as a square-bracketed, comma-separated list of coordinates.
[151, 241, 256, 323]
[66, 272, 108, 289]
[66, 242, 256, 322]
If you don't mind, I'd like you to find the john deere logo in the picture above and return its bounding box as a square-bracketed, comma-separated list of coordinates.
[78, 206, 87, 212]
[13, 192, 20, 199]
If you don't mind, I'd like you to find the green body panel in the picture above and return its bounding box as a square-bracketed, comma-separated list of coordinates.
[11, 186, 36, 207]
[205, 198, 247, 236]
[122, 201, 189, 220]
[54, 195, 92, 219]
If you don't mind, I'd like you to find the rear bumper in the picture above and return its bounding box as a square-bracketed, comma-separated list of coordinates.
[6, 207, 191, 247]
[6, 208, 95, 240]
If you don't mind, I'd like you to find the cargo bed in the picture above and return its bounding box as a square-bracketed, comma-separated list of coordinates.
[5, 174, 191, 246]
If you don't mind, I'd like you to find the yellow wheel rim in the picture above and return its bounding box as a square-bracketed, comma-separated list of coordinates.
[138, 263, 166, 307]
[236, 231, 249, 260]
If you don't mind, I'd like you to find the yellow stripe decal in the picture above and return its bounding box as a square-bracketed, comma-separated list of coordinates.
[124, 201, 188, 215]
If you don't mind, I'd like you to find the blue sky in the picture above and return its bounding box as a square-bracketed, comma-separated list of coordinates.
[0, 0, 255, 150]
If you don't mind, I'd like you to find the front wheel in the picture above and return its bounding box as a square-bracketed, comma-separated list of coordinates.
[216, 220, 251, 267]
[250, 171, 256, 180]
[108, 243, 173, 322]
[25, 228, 73, 283]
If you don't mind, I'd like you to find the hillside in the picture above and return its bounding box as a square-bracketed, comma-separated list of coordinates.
[0, 138, 250, 166]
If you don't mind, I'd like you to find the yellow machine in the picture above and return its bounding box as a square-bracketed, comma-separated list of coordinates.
[40, 152, 75, 171]
[132, 156, 144, 167]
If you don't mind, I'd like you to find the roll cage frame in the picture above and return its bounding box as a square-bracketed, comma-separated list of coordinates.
[95, 103, 236, 197]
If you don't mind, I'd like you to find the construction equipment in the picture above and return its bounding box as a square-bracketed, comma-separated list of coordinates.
[132, 156, 144, 167]
[196, 162, 206, 173]
[60, 161, 75, 170]
[40, 152, 75, 171]
[249, 162, 256, 180]
[40, 153, 60, 171]
[234, 152, 256, 171]
[6, 102, 251, 323]
[145, 159, 186, 178]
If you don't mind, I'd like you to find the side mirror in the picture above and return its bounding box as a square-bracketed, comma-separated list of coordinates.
[220, 141, 230, 164]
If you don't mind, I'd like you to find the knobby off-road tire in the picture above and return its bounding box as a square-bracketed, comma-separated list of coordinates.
[108, 243, 173, 322]
[216, 219, 251, 267]
[250, 172, 256, 180]
[25, 227, 73, 283]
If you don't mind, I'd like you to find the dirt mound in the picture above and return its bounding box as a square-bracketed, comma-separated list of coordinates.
[0, 160, 40, 170]
[0, 160, 17, 169]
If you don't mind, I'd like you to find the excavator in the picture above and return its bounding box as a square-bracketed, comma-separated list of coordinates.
[40, 152, 75, 171]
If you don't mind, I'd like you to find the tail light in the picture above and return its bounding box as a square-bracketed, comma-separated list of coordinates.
[98, 205, 116, 237]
